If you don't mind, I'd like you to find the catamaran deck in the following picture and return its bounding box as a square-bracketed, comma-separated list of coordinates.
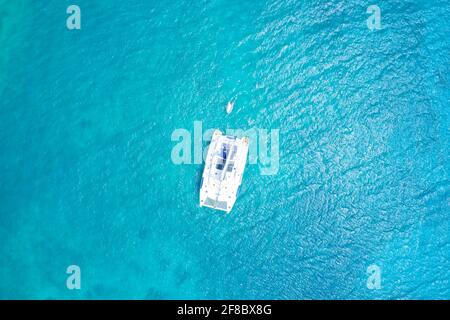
[200, 130, 249, 213]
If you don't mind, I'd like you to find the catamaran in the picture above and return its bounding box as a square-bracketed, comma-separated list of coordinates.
[199, 130, 249, 213]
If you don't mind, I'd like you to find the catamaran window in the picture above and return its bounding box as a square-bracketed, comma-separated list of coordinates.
[230, 145, 238, 159]
[216, 157, 226, 170]
[221, 144, 230, 159]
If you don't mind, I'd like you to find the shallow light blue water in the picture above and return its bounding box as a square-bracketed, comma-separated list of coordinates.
[0, 0, 449, 299]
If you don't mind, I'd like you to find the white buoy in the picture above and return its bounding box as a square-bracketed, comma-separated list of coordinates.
[226, 101, 234, 114]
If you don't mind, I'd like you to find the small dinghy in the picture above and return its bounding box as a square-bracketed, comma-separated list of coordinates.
[200, 130, 249, 213]
[226, 101, 234, 114]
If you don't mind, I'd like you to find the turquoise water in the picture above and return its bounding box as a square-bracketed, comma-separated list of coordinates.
[0, 0, 449, 299]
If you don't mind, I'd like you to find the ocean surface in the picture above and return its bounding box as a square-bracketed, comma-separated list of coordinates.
[0, 0, 449, 299]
